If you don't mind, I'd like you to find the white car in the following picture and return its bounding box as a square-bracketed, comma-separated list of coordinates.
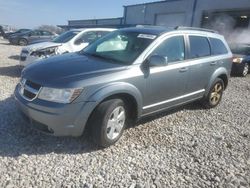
[19, 28, 115, 66]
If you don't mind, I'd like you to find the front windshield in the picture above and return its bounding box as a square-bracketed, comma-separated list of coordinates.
[53, 30, 80, 43]
[81, 30, 157, 64]
[230, 44, 250, 55]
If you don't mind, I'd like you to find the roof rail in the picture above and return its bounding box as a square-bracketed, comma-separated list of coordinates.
[136, 25, 166, 29]
[175, 26, 218, 33]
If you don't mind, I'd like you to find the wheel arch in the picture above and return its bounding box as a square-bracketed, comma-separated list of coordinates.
[18, 38, 28, 45]
[88, 82, 143, 120]
[205, 67, 229, 96]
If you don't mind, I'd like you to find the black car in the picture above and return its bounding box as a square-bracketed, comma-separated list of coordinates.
[230, 43, 250, 77]
[8, 30, 56, 46]
[0, 26, 31, 39]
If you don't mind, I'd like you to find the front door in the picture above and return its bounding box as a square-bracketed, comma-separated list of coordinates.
[143, 35, 189, 114]
[28, 30, 41, 44]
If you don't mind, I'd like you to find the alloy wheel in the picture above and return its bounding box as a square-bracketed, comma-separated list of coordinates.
[210, 83, 223, 106]
[106, 106, 126, 140]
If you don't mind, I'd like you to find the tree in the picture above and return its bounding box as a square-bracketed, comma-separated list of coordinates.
[37, 25, 64, 34]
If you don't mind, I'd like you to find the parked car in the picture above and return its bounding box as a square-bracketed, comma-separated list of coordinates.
[19, 28, 115, 66]
[8, 30, 56, 46]
[14, 26, 232, 147]
[230, 43, 250, 77]
[0, 26, 31, 39]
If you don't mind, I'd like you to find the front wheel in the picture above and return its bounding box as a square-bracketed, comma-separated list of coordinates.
[18, 38, 28, 46]
[201, 78, 224, 109]
[90, 99, 128, 147]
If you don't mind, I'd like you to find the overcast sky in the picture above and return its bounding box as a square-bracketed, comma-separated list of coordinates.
[0, 0, 157, 29]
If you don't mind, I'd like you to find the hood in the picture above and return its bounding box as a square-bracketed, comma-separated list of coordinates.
[22, 52, 127, 87]
[24, 41, 62, 52]
[9, 32, 29, 38]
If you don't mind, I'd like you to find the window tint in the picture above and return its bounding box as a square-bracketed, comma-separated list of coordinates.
[189, 36, 210, 58]
[151, 36, 185, 63]
[209, 38, 228, 55]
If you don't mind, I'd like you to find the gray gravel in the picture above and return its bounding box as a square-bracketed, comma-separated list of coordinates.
[0, 38, 250, 187]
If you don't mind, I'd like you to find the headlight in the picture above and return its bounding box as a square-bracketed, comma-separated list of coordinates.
[31, 47, 57, 58]
[233, 57, 243, 64]
[38, 87, 83, 103]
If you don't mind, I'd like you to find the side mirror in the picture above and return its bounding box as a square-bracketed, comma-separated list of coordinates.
[148, 55, 168, 67]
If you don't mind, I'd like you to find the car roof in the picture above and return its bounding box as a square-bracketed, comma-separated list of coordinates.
[120, 26, 170, 36]
[118, 26, 221, 37]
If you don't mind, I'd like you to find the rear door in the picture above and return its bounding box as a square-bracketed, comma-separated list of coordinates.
[186, 35, 215, 94]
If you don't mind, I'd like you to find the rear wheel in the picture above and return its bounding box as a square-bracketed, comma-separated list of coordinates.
[241, 63, 249, 77]
[18, 38, 28, 46]
[90, 99, 128, 147]
[202, 78, 224, 109]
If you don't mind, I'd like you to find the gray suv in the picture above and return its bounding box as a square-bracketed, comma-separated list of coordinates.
[14, 27, 232, 147]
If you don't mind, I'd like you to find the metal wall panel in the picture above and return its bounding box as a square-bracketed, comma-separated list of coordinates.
[155, 13, 186, 27]
[125, 0, 195, 26]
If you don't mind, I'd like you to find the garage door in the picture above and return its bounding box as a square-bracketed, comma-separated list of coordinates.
[155, 13, 186, 27]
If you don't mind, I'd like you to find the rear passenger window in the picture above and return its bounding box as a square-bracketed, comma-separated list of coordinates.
[151, 36, 185, 63]
[209, 38, 228, 55]
[189, 36, 210, 58]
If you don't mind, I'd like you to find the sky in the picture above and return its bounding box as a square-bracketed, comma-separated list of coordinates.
[0, 0, 157, 29]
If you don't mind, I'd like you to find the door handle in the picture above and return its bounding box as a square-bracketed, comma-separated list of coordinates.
[210, 61, 217, 66]
[179, 67, 188, 72]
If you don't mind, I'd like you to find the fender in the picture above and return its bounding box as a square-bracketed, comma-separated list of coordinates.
[88, 82, 143, 118]
[205, 67, 229, 96]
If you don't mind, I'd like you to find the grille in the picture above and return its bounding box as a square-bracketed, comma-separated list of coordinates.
[19, 79, 41, 101]
[26, 80, 41, 90]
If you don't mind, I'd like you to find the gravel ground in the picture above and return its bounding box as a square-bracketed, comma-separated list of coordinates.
[0, 38, 249, 187]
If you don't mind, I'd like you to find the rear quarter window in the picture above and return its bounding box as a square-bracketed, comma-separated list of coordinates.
[189, 36, 211, 59]
[209, 37, 228, 55]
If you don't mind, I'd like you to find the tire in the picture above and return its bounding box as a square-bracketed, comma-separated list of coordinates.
[90, 99, 128, 147]
[241, 63, 249, 77]
[202, 78, 224, 109]
[18, 38, 28, 46]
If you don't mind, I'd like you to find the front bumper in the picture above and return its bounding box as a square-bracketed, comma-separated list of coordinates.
[14, 86, 97, 137]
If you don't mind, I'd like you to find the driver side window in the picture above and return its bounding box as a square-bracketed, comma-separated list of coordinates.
[151, 36, 185, 63]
